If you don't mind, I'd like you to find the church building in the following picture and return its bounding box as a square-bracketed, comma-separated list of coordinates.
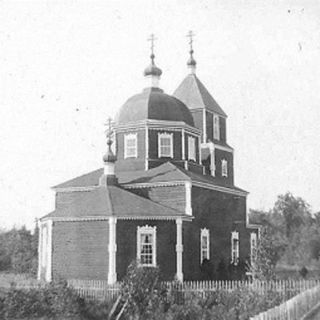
[38, 34, 259, 284]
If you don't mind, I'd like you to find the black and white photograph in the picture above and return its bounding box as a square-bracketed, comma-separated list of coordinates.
[1, 1, 320, 319]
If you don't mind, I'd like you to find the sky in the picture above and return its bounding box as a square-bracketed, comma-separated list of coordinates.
[1, 0, 320, 230]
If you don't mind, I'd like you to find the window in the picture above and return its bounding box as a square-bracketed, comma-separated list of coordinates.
[137, 225, 156, 267]
[213, 114, 220, 140]
[221, 159, 228, 177]
[188, 136, 196, 161]
[200, 228, 210, 263]
[231, 231, 239, 265]
[158, 132, 173, 158]
[250, 232, 257, 262]
[124, 133, 137, 158]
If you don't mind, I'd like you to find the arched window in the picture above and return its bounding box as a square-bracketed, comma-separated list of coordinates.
[200, 228, 210, 263]
[158, 132, 173, 158]
[137, 225, 157, 267]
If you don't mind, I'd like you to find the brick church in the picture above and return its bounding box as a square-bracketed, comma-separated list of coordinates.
[38, 34, 259, 284]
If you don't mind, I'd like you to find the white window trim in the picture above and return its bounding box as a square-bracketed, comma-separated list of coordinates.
[250, 232, 257, 262]
[231, 231, 239, 265]
[213, 114, 220, 140]
[137, 225, 157, 267]
[124, 133, 138, 159]
[200, 228, 210, 263]
[158, 132, 173, 158]
[221, 159, 228, 177]
[188, 136, 196, 161]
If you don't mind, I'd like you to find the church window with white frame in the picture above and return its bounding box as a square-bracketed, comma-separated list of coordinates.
[158, 132, 173, 158]
[213, 114, 220, 140]
[250, 232, 257, 262]
[200, 228, 210, 263]
[124, 133, 137, 158]
[231, 231, 239, 265]
[188, 136, 196, 161]
[221, 159, 228, 177]
[137, 225, 156, 267]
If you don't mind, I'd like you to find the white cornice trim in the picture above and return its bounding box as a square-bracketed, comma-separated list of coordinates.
[52, 186, 99, 192]
[190, 108, 228, 119]
[41, 215, 193, 222]
[123, 181, 186, 189]
[114, 120, 201, 136]
[192, 181, 248, 197]
[201, 142, 234, 153]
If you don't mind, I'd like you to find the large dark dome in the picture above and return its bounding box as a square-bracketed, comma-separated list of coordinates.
[116, 88, 194, 127]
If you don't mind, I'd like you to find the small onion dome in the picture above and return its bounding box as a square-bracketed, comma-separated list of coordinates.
[144, 54, 162, 77]
[187, 49, 196, 67]
[103, 139, 117, 163]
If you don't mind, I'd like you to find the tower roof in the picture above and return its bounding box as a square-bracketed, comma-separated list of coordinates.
[173, 74, 227, 117]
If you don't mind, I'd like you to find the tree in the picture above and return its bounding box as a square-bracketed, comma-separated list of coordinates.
[250, 226, 278, 280]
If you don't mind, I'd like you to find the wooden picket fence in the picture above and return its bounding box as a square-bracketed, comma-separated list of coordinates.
[250, 283, 320, 320]
[67, 279, 320, 302]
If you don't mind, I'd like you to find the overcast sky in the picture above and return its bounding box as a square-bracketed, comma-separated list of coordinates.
[1, 0, 320, 230]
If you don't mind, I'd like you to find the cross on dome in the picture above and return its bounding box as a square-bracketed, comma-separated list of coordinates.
[186, 30, 197, 73]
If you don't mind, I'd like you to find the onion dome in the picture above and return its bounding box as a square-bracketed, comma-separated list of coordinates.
[187, 49, 197, 68]
[116, 87, 194, 127]
[103, 139, 117, 163]
[144, 53, 162, 77]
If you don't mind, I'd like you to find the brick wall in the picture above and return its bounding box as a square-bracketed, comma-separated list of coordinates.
[214, 149, 234, 186]
[52, 221, 109, 280]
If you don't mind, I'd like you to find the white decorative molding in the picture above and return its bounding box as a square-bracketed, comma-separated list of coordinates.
[213, 114, 220, 141]
[38, 220, 53, 282]
[114, 119, 201, 136]
[145, 126, 149, 171]
[231, 231, 239, 265]
[200, 228, 210, 263]
[221, 159, 228, 177]
[181, 128, 185, 160]
[176, 218, 183, 282]
[41, 215, 193, 223]
[187, 136, 196, 161]
[124, 133, 138, 159]
[158, 132, 173, 158]
[137, 225, 157, 267]
[123, 180, 248, 197]
[201, 142, 234, 154]
[185, 181, 192, 216]
[209, 143, 216, 177]
[202, 109, 207, 143]
[108, 217, 117, 284]
[53, 186, 99, 192]
[198, 137, 201, 165]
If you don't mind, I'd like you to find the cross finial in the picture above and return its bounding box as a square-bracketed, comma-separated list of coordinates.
[147, 33, 157, 62]
[186, 30, 195, 51]
[104, 117, 113, 142]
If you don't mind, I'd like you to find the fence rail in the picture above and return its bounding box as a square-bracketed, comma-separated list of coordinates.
[67, 279, 320, 302]
[250, 284, 320, 320]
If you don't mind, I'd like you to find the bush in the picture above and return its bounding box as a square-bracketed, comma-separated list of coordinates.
[0, 280, 84, 319]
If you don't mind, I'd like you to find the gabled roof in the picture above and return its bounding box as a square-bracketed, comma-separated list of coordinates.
[53, 162, 247, 195]
[42, 184, 186, 220]
[173, 74, 227, 117]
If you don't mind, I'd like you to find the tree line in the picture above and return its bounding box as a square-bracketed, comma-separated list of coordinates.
[250, 192, 320, 276]
[0, 224, 38, 275]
